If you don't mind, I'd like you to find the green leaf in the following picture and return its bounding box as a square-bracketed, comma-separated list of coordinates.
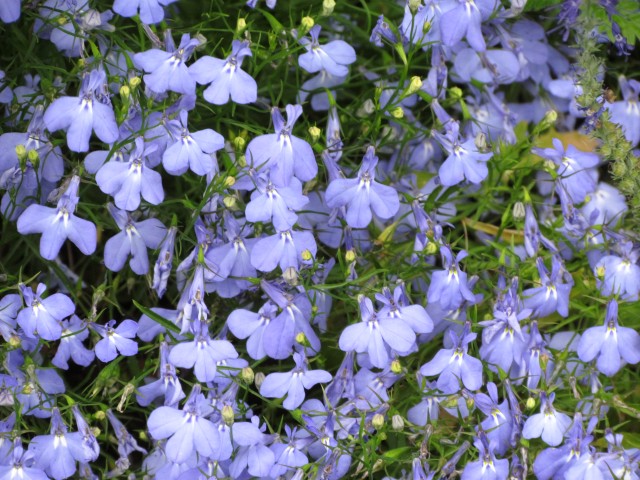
[261, 10, 285, 34]
[382, 447, 412, 460]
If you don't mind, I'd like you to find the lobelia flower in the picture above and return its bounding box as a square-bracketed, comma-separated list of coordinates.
[17, 283, 75, 341]
[517, 321, 551, 390]
[137, 342, 185, 407]
[168, 324, 239, 383]
[298, 25, 356, 76]
[474, 382, 513, 455]
[0, 438, 48, 480]
[269, 425, 309, 478]
[133, 32, 201, 96]
[71, 406, 99, 464]
[112, 0, 178, 24]
[581, 182, 628, 226]
[245, 174, 309, 230]
[407, 379, 442, 426]
[43, 69, 118, 152]
[227, 301, 278, 360]
[427, 246, 477, 311]
[260, 352, 332, 410]
[106, 409, 147, 460]
[52, 315, 95, 369]
[189, 40, 257, 105]
[523, 256, 572, 319]
[96, 137, 164, 211]
[594, 240, 640, 301]
[339, 295, 416, 369]
[0, 294, 21, 342]
[91, 319, 138, 362]
[325, 146, 400, 228]
[432, 121, 493, 187]
[162, 110, 224, 176]
[245, 104, 317, 187]
[419, 323, 483, 394]
[376, 284, 434, 336]
[577, 300, 640, 377]
[147, 384, 221, 464]
[452, 48, 521, 85]
[229, 417, 276, 478]
[607, 76, 640, 147]
[460, 431, 509, 480]
[251, 228, 317, 274]
[103, 204, 167, 275]
[522, 392, 572, 446]
[524, 204, 557, 258]
[0, 0, 21, 23]
[439, 0, 497, 52]
[152, 225, 177, 298]
[17, 175, 97, 260]
[49, 8, 115, 57]
[29, 407, 92, 480]
[16, 368, 65, 418]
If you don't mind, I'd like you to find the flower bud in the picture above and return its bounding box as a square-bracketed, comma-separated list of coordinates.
[525, 397, 536, 409]
[357, 99, 376, 117]
[241, 367, 254, 384]
[224, 176, 236, 188]
[390, 106, 404, 119]
[8, 335, 21, 349]
[15, 144, 27, 162]
[27, 149, 39, 168]
[138, 431, 148, 441]
[345, 249, 356, 262]
[301, 249, 313, 261]
[308, 125, 321, 143]
[223, 195, 238, 210]
[237, 18, 247, 34]
[322, 0, 336, 16]
[390, 358, 402, 374]
[409, 0, 422, 12]
[295, 331, 310, 347]
[449, 87, 463, 101]
[513, 201, 525, 220]
[237, 154, 247, 168]
[475, 132, 487, 150]
[91, 427, 101, 437]
[94, 411, 106, 421]
[254, 372, 266, 389]
[128, 76, 141, 89]
[119, 85, 130, 99]
[425, 242, 439, 255]
[301, 16, 315, 32]
[233, 136, 246, 151]
[392, 414, 405, 431]
[222, 405, 235, 426]
[406, 76, 423, 95]
[372, 413, 385, 430]
[284, 266, 299, 286]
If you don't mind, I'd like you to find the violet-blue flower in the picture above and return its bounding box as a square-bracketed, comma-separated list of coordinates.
[0, 438, 48, 480]
[325, 146, 400, 228]
[460, 431, 509, 480]
[439, 0, 495, 52]
[227, 301, 278, 360]
[260, 352, 332, 410]
[16, 283, 74, 341]
[17, 175, 97, 260]
[52, 315, 95, 369]
[0, 0, 20, 23]
[522, 392, 572, 446]
[91, 319, 139, 362]
[298, 25, 356, 76]
[137, 342, 185, 407]
[43, 69, 118, 152]
[251, 228, 317, 274]
[152, 226, 177, 298]
[190, 40, 257, 105]
[607, 76, 640, 147]
[245, 174, 309, 230]
[523, 256, 572, 319]
[113, 0, 178, 24]
[427, 246, 477, 311]
[594, 240, 640, 301]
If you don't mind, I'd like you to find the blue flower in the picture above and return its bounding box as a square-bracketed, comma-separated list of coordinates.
[594, 241, 640, 301]
[260, 352, 332, 410]
[106, 409, 147, 459]
[152, 226, 177, 298]
[427, 246, 477, 311]
[52, 315, 95, 369]
[420, 323, 483, 393]
[227, 301, 278, 360]
[607, 76, 640, 147]
[439, 0, 495, 52]
[43, 69, 118, 152]
[0, 0, 21, 23]
[16, 283, 75, 341]
[17, 176, 97, 260]
[460, 431, 509, 480]
[136, 342, 185, 407]
[251, 228, 317, 274]
[325, 146, 400, 228]
[577, 300, 640, 377]
[0, 438, 48, 480]
[245, 104, 317, 187]
[190, 40, 257, 105]
[522, 392, 572, 446]
[113, 0, 178, 24]
[245, 174, 309, 230]
[229, 417, 276, 478]
[103, 204, 167, 275]
[133, 33, 200, 95]
[91, 319, 138, 362]
[298, 25, 356, 76]
[162, 110, 224, 176]
[474, 382, 513, 455]
[147, 385, 221, 464]
[523, 256, 572, 319]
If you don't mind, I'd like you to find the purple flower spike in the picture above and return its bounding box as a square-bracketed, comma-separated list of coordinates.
[17, 175, 97, 260]
[113, 0, 178, 24]
[522, 392, 571, 446]
[162, 110, 224, 176]
[419, 323, 483, 393]
[339, 295, 416, 369]
[96, 137, 164, 211]
[17, 283, 75, 341]
[104, 204, 167, 275]
[433, 121, 492, 187]
[43, 69, 118, 152]
[147, 384, 221, 464]
[92, 319, 139, 362]
[259, 352, 332, 410]
[190, 40, 257, 105]
[325, 146, 400, 228]
[133, 33, 201, 95]
[245, 104, 317, 187]
[577, 300, 640, 377]
[298, 25, 356, 76]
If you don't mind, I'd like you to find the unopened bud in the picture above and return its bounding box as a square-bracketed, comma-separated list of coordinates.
[390, 358, 402, 374]
[425, 242, 438, 255]
[423, 20, 432, 34]
[357, 99, 376, 117]
[254, 372, 266, 389]
[241, 367, 254, 384]
[224, 176, 236, 188]
[91, 427, 101, 437]
[409, 0, 422, 12]
[57, 15, 67, 25]
[345, 249, 356, 263]
[284, 266, 299, 286]
[322, 0, 336, 16]
[138, 431, 148, 442]
[27, 149, 39, 167]
[475, 132, 487, 150]
[391, 414, 404, 431]
[222, 405, 235, 426]
[237, 154, 247, 168]
[116, 383, 135, 413]
[128, 77, 141, 89]
[542, 109, 557, 127]
[301, 249, 313, 261]
[237, 18, 247, 34]
[233, 136, 246, 151]
[449, 87, 463, 101]
[308, 125, 321, 143]
[119, 84, 130, 98]
[295, 331, 310, 346]
[223, 195, 237, 210]
[94, 411, 106, 421]
[406, 76, 423, 95]
[390, 106, 404, 119]
[15, 144, 27, 161]
[372, 413, 385, 430]
[513, 201, 525, 220]
[301, 16, 315, 32]
[525, 397, 536, 410]
[8, 335, 21, 348]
